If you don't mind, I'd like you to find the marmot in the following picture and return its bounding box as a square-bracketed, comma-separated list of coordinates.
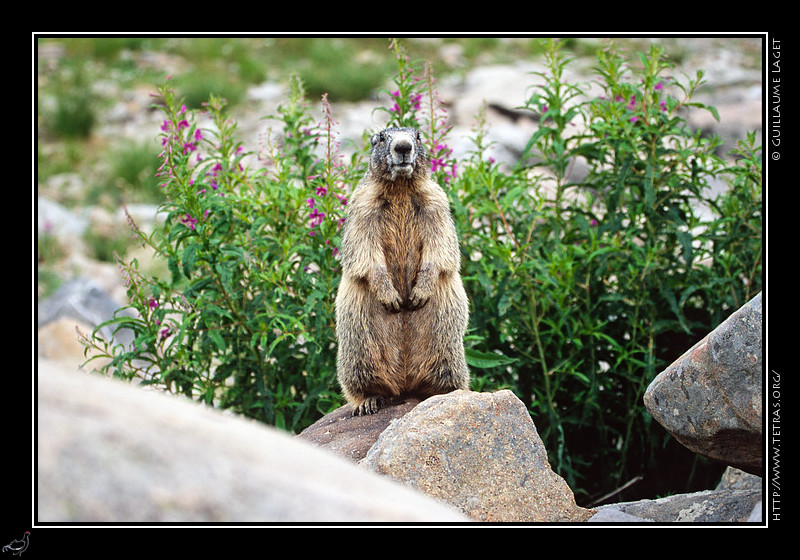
[335, 127, 470, 416]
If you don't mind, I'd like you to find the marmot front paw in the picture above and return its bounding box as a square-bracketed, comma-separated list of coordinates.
[407, 285, 431, 310]
[373, 267, 403, 312]
[408, 263, 435, 309]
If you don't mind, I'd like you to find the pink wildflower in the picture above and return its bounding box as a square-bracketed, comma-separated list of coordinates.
[182, 214, 198, 230]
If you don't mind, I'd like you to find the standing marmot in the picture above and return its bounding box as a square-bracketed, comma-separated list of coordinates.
[335, 127, 470, 416]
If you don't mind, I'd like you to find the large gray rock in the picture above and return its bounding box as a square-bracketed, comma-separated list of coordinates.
[588, 467, 763, 523]
[36, 360, 467, 523]
[360, 389, 594, 522]
[297, 398, 422, 462]
[644, 292, 762, 475]
[590, 487, 762, 523]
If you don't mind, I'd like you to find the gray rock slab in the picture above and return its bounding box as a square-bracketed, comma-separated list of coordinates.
[592, 488, 762, 523]
[37, 360, 468, 523]
[644, 292, 762, 475]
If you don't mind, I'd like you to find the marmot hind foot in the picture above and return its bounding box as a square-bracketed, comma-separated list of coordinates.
[352, 395, 387, 416]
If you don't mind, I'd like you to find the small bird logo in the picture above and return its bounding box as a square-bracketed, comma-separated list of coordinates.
[2, 532, 29, 556]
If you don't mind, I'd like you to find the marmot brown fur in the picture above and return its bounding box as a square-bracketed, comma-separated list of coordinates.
[335, 127, 470, 416]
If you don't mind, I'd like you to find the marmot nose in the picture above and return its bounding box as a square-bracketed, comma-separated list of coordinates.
[392, 139, 413, 160]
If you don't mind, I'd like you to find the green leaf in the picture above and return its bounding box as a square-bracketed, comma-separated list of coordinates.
[208, 329, 226, 352]
[182, 242, 200, 277]
[569, 370, 590, 384]
[644, 162, 655, 211]
[465, 348, 517, 369]
[168, 255, 181, 286]
[677, 230, 694, 266]
[501, 185, 528, 210]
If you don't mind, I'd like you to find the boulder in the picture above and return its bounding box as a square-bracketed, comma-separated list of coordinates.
[716, 466, 763, 492]
[590, 487, 762, 523]
[297, 398, 422, 462]
[358, 389, 594, 522]
[36, 360, 468, 523]
[588, 467, 762, 523]
[644, 292, 762, 475]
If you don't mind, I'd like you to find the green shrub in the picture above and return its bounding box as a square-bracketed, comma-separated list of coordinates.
[102, 140, 164, 204]
[295, 38, 392, 102]
[174, 70, 248, 110]
[83, 39, 762, 501]
[46, 68, 97, 140]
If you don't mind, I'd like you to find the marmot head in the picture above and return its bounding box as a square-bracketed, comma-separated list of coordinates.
[368, 127, 430, 183]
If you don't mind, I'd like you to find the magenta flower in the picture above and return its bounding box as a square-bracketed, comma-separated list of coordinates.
[181, 214, 198, 230]
[388, 90, 422, 112]
[309, 208, 325, 227]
